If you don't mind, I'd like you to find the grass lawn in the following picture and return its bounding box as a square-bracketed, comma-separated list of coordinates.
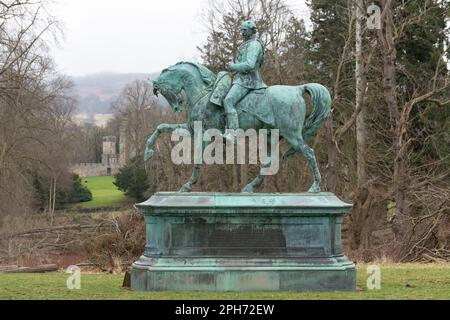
[0, 264, 449, 300]
[80, 176, 133, 209]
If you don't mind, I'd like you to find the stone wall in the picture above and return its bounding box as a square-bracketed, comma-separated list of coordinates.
[72, 163, 120, 178]
[73, 133, 129, 178]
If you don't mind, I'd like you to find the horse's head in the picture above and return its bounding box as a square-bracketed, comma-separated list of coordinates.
[152, 68, 185, 113]
[152, 62, 217, 114]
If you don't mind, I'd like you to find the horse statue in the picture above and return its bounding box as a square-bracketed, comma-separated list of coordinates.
[145, 61, 331, 193]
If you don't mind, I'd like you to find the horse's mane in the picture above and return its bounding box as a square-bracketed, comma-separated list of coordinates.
[161, 62, 217, 88]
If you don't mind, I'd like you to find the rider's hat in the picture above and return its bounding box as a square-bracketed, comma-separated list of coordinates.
[240, 20, 257, 32]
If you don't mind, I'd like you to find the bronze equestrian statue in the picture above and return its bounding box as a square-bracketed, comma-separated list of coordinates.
[146, 21, 332, 193]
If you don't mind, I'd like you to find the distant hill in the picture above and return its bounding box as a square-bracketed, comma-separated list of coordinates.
[71, 72, 168, 126]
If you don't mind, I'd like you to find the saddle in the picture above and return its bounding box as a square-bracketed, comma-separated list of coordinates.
[210, 72, 275, 127]
[210, 71, 233, 106]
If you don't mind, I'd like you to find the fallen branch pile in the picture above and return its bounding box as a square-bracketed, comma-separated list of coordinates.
[0, 210, 145, 273]
[0, 223, 107, 240]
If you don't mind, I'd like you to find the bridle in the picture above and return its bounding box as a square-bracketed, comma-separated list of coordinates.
[153, 67, 214, 110]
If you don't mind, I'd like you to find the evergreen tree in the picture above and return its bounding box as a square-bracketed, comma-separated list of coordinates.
[114, 157, 150, 201]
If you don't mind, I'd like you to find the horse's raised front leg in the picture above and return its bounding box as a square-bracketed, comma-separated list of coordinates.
[144, 123, 188, 161]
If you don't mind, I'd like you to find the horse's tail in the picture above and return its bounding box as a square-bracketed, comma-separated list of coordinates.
[300, 83, 332, 142]
[281, 83, 331, 161]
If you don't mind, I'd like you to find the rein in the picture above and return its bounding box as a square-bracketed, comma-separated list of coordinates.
[190, 87, 212, 107]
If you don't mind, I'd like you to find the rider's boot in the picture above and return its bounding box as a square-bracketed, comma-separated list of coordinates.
[224, 109, 239, 144]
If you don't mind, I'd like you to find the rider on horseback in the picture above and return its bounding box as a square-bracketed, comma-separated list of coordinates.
[223, 20, 267, 143]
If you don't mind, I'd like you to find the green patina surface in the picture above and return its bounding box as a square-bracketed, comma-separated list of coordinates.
[131, 193, 356, 292]
[136, 192, 352, 210]
[147, 59, 331, 193]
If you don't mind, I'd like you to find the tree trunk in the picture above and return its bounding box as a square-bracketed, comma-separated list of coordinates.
[350, 0, 371, 251]
[379, 1, 408, 240]
[355, 0, 367, 185]
[52, 178, 57, 215]
[325, 117, 337, 192]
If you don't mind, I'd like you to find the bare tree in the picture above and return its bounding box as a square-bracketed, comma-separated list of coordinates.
[112, 80, 159, 160]
[377, 0, 449, 254]
[0, 0, 74, 218]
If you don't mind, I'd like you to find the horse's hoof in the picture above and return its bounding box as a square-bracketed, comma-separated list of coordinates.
[242, 185, 255, 193]
[144, 150, 154, 162]
[308, 183, 321, 193]
[179, 184, 192, 193]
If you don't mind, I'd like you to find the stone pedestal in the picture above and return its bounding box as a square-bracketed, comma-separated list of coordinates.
[131, 193, 356, 292]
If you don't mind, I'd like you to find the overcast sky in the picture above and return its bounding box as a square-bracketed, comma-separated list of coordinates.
[50, 0, 311, 76]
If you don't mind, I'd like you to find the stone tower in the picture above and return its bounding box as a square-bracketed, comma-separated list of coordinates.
[119, 127, 127, 167]
[102, 136, 118, 166]
[72, 136, 121, 177]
